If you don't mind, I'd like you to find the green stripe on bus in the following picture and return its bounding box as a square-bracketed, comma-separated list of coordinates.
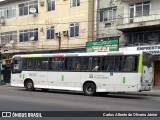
[19, 74, 22, 79]
[138, 53, 143, 73]
[122, 77, 126, 84]
[23, 74, 25, 79]
[61, 75, 64, 81]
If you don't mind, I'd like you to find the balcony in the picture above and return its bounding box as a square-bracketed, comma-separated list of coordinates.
[117, 8, 160, 32]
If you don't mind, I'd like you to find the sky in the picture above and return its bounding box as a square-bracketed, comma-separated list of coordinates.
[0, 0, 5, 2]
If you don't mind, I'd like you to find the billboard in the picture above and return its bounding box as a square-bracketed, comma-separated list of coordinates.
[86, 39, 119, 52]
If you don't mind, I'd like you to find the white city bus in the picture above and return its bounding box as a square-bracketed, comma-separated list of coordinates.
[11, 51, 153, 96]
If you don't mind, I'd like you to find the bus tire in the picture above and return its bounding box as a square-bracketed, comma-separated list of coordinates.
[83, 82, 96, 96]
[25, 80, 34, 91]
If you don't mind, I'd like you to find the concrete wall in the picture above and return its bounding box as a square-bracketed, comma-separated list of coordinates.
[123, 0, 160, 24]
[95, 0, 125, 45]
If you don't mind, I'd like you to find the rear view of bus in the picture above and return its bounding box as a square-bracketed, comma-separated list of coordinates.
[139, 52, 153, 91]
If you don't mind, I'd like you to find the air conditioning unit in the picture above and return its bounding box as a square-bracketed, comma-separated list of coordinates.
[105, 22, 111, 28]
[55, 32, 61, 37]
[40, 27, 44, 32]
[0, 16, 5, 25]
[9, 40, 15, 44]
[110, 0, 115, 6]
[62, 30, 69, 36]
[139, 22, 144, 26]
[39, 1, 44, 6]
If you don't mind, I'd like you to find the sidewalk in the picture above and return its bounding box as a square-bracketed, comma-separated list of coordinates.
[0, 83, 10, 87]
[1, 83, 160, 97]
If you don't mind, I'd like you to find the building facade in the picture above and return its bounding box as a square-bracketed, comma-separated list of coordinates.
[0, 0, 94, 68]
[118, 0, 160, 87]
[94, 0, 125, 45]
[96, 0, 160, 87]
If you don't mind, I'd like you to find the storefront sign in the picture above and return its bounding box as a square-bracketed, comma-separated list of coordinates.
[86, 39, 119, 52]
[119, 45, 160, 54]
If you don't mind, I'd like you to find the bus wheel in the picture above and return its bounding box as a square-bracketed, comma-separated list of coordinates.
[25, 80, 34, 91]
[83, 82, 96, 96]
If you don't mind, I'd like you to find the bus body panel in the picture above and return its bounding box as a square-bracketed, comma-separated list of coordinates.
[47, 72, 82, 91]
[11, 51, 153, 94]
[11, 72, 142, 92]
[11, 73, 24, 87]
[80, 72, 117, 92]
[115, 73, 139, 92]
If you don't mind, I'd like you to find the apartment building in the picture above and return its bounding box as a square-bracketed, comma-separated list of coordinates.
[117, 0, 160, 86]
[94, 0, 123, 40]
[0, 0, 94, 68]
[91, 0, 125, 53]
[95, 0, 160, 86]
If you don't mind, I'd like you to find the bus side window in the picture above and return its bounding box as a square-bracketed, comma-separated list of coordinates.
[81, 57, 90, 71]
[76, 62, 80, 71]
[26, 58, 34, 70]
[65, 57, 81, 71]
[92, 57, 100, 71]
[23, 59, 27, 70]
[51, 58, 64, 71]
[101, 56, 114, 72]
[123, 56, 138, 72]
[114, 56, 123, 72]
[35, 58, 42, 70]
[42, 58, 49, 71]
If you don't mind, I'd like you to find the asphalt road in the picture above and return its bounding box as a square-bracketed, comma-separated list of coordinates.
[0, 86, 160, 120]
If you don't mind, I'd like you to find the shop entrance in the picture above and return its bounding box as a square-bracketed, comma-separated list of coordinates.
[154, 61, 160, 86]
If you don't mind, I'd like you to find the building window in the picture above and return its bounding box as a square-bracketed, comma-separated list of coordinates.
[46, 26, 54, 39]
[47, 0, 55, 11]
[126, 33, 148, 46]
[100, 7, 116, 22]
[70, 0, 80, 7]
[126, 31, 160, 46]
[19, 0, 38, 16]
[129, 1, 150, 18]
[70, 23, 79, 37]
[19, 28, 38, 42]
[0, 6, 16, 19]
[0, 31, 17, 44]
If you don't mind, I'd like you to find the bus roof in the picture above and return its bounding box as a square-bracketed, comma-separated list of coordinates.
[12, 51, 149, 58]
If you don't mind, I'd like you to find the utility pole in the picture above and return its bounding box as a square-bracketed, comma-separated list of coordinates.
[94, 0, 99, 41]
[58, 32, 61, 50]
[58, 36, 61, 50]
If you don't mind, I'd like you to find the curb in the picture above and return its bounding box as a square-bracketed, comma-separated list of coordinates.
[0, 83, 11, 87]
